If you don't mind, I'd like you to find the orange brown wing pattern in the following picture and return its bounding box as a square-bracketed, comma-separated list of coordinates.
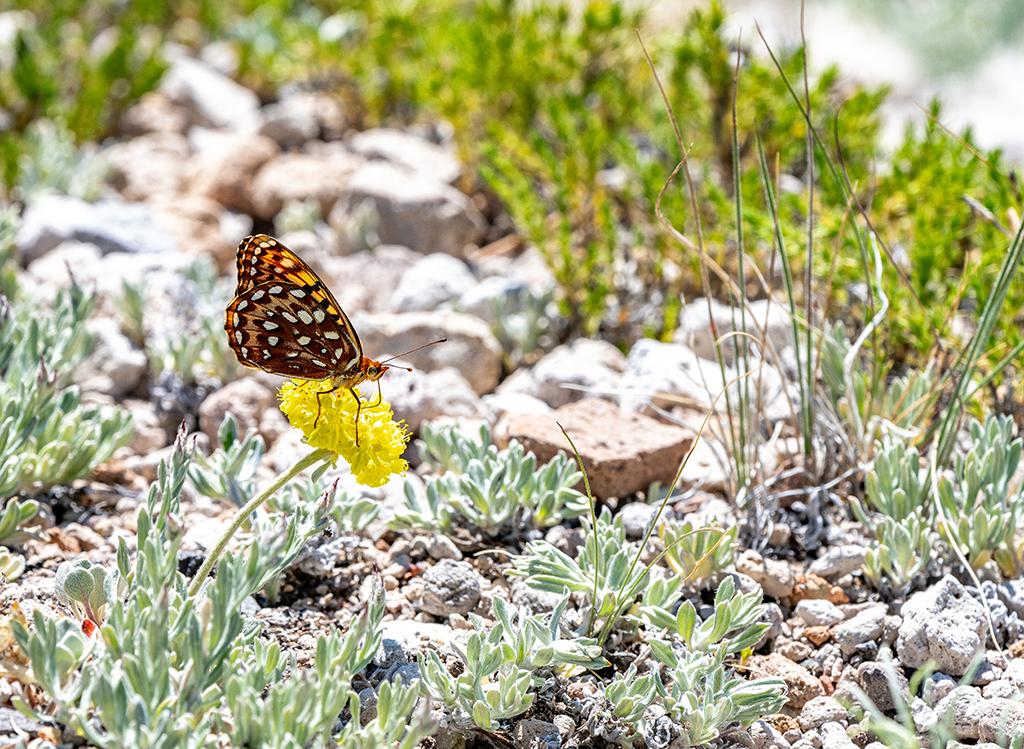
[225, 234, 363, 378]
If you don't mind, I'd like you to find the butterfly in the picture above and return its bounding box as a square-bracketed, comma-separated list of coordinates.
[225, 234, 436, 444]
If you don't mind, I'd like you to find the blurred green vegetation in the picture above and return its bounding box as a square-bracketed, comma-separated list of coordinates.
[0, 0, 1020, 364]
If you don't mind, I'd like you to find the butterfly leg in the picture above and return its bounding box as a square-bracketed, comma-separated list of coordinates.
[368, 379, 384, 408]
[348, 387, 363, 447]
[314, 382, 343, 430]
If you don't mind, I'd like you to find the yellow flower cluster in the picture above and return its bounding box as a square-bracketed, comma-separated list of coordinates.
[277, 379, 410, 488]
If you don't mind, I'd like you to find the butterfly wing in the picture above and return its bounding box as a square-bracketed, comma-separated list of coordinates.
[225, 235, 363, 378]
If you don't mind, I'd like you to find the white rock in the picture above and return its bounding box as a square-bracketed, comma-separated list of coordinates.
[795, 599, 846, 627]
[832, 604, 886, 657]
[818, 722, 856, 749]
[808, 545, 867, 579]
[332, 162, 485, 256]
[799, 696, 849, 730]
[159, 53, 259, 130]
[619, 338, 793, 421]
[389, 254, 476, 312]
[897, 575, 987, 676]
[17, 195, 178, 263]
[349, 128, 461, 185]
[496, 339, 626, 408]
[674, 296, 793, 364]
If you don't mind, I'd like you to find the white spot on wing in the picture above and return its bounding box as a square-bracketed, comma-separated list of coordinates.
[281, 311, 298, 323]
[234, 330, 243, 344]
[241, 346, 249, 358]
[297, 335, 311, 345]
[286, 351, 299, 358]
[268, 285, 283, 295]
[267, 336, 279, 346]
[236, 300, 248, 311]
[262, 321, 279, 330]
[251, 290, 265, 301]
[297, 310, 314, 325]
[313, 308, 326, 323]
[311, 358, 327, 367]
[289, 288, 306, 298]
[323, 331, 339, 340]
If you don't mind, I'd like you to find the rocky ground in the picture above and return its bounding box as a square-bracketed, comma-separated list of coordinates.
[3, 44, 1024, 749]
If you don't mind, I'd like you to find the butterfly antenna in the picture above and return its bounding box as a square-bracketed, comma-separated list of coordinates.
[380, 338, 447, 367]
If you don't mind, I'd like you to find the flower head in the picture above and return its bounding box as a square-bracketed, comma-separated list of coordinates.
[278, 379, 410, 487]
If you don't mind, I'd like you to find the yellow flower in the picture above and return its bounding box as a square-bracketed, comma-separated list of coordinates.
[277, 379, 410, 488]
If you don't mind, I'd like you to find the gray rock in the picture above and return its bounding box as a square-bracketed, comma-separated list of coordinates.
[426, 535, 463, 561]
[160, 53, 259, 130]
[457, 276, 534, 325]
[795, 599, 846, 627]
[417, 559, 482, 616]
[496, 338, 626, 408]
[76, 318, 147, 397]
[922, 671, 958, 705]
[818, 722, 856, 749]
[910, 697, 937, 733]
[257, 99, 321, 148]
[896, 575, 987, 675]
[389, 253, 476, 312]
[1005, 658, 1024, 687]
[982, 678, 1018, 699]
[0, 706, 47, 735]
[17, 195, 178, 263]
[512, 718, 561, 749]
[974, 696, 1024, 742]
[355, 311, 502, 395]
[856, 660, 909, 712]
[798, 696, 849, 730]
[349, 127, 461, 185]
[333, 162, 485, 256]
[998, 578, 1024, 618]
[617, 502, 660, 539]
[509, 580, 563, 614]
[832, 604, 886, 657]
[808, 545, 866, 580]
[377, 367, 485, 433]
[933, 685, 983, 740]
[748, 720, 791, 749]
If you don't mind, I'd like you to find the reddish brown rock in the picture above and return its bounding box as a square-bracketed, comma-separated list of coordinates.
[804, 626, 832, 647]
[748, 653, 824, 709]
[502, 398, 692, 499]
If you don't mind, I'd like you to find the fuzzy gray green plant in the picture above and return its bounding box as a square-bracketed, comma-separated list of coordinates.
[13, 429, 433, 748]
[394, 423, 588, 536]
[419, 596, 606, 732]
[0, 281, 132, 501]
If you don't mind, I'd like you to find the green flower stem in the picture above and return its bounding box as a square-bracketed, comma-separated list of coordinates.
[187, 447, 332, 598]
